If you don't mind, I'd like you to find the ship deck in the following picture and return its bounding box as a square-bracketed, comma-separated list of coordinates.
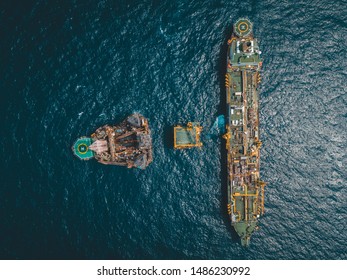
[224, 24, 265, 245]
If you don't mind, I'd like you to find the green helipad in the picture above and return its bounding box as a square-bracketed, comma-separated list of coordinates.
[72, 137, 94, 160]
[234, 18, 253, 37]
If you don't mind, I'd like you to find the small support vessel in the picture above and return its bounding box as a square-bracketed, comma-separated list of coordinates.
[72, 113, 153, 169]
[224, 18, 266, 246]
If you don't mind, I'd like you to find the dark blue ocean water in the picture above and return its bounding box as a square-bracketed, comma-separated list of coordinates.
[1, 0, 346, 259]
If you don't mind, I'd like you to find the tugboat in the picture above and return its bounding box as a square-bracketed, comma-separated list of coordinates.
[224, 18, 266, 246]
[72, 113, 153, 169]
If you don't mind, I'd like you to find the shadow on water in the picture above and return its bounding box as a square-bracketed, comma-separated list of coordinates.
[216, 25, 240, 242]
[163, 125, 174, 149]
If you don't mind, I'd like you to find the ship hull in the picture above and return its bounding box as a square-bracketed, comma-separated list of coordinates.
[73, 114, 153, 169]
[224, 19, 265, 246]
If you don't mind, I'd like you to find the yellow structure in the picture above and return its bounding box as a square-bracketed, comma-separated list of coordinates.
[174, 122, 203, 149]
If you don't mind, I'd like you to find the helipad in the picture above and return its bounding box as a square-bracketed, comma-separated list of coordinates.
[234, 18, 253, 37]
[72, 137, 94, 160]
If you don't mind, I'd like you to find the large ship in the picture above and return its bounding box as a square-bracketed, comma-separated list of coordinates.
[224, 19, 266, 246]
[72, 113, 152, 169]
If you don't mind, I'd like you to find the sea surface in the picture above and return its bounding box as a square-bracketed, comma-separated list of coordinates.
[0, 0, 346, 259]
